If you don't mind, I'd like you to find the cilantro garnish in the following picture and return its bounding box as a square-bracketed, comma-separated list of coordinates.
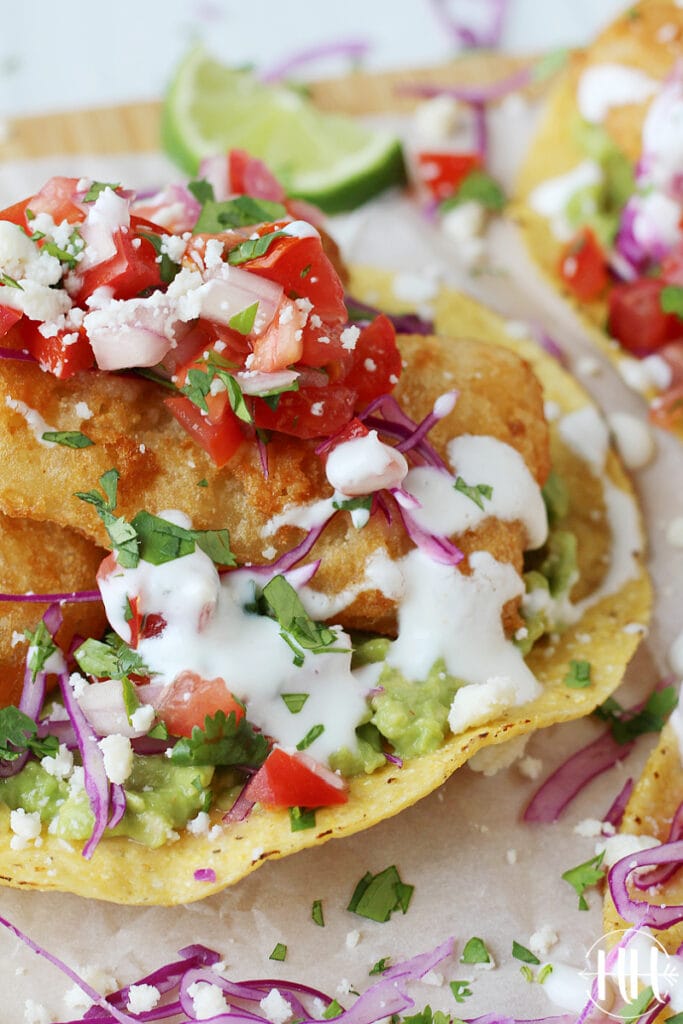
[449, 981, 473, 1004]
[74, 633, 149, 683]
[296, 724, 324, 751]
[228, 230, 286, 266]
[75, 469, 139, 568]
[347, 865, 414, 922]
[661, 285, 683, 320]
[564, 659, 592, 689]
[453, 477, 493, 511]
[41, 430, 94, 449]
[369, 957, 391, 975]
[281, 693, 309, 714]
[0, 272, 23, 289]
[269, 942, 287, 962]
[229, 301, 259, 335]
[289, 806, 316, 831]
[619, 986, 654, 1023]
[561, 851, 605, 910]
[180, 352, 253, 425]
[594, 686, 678, 745]
[0, 706, 59, 763]
[121, 677, 142, 724]
[194, 194, 287, 234]
[168, 709, 268, 768]
[82, 181, 120, 202]
[197, 479, 208, 488]
[260, 575, 341, 666]
[24, 619, 57, 682]
[441, 171, 506, 214]
[405, 1009, 457, 1024]
[137, 230, 181, 284]
[512, 941, 540, 965]
[333, 495, 373, 515]
[460, 937, 491, 964]
[311, 899, 324, 926]
[322, 1001, 344, 1020]
[187, 179, 215, 206]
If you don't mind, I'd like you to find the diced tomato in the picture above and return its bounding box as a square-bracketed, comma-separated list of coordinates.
[12, 318, 94, 379]
[0, 305, 22, 338]
[415, 151, 482, 201]
[650, 383, 683, 431]
[245, 747, 348, 808]
[559, 227, 608, 303]
[165, 394, 245, 466]
[71, 220, 164, 304]
[319, 417, 369, 458]
[253, 380, 356, 439]
[28, 176, 86, 225]
[341, 314, 403, 407]
[661, 243, 683, 287]
[246, 232, 347, 324]
[608, 278, 683, 356]
[0, 198, 32, 229]
[157, 671, 245, 738]
[229, 149, 285, 202]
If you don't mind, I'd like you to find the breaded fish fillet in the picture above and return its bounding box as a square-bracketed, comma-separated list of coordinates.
[0, 512, 107, 706]
[0, 334, 549, 636]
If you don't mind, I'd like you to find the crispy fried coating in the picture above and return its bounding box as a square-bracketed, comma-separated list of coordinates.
[0, 334, 548, 636]
[0, 512, 107, 707]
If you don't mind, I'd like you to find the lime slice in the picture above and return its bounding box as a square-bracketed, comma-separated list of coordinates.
[162, 46, 406, 213]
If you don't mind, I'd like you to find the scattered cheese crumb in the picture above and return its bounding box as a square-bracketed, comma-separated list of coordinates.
[422, 970, 444, 987]
[345, 930, 361, 949]
[595, 832, 660, 868]
[98, 733, 134, 785]
[517, 755, 543, 781]
[529, 925, 559, 959]
[10, 808, 42, 850]
[573, 818, 605, 838]
[260, 988, 293, 1024]
[130, 704, 156, 733]
[74, 401, 93, 420]
[127, 984, 161, 1014]
[187, 811, 211, 836]
[188, 981, 229, 1020]
[23, 999, 50, 1024]
[506, 848, 518, 865]
[41, 743, 74, 779]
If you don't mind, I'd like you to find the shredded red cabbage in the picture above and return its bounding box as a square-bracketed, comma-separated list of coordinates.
[222, 788, 255, 824]
[259, 40, 371, 84]
[609, 840, 683, 929]
[632, 798, 683, 891]
[345, 295, 434, 336]
[603, 777, 634, 829]
[107, 783, 127, 829]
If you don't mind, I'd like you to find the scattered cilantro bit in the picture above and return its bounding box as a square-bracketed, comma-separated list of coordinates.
[24, 619, 57, 681]
[301, 263, 312, 278]
[537, 964, 553, 984]
[594, 686, 678, 745]
[347, 865, 414, 922]
[666, 1012, 683, 1024]
[289, 806, 316, 831]
[194, 195, 287, 234]
[121, 677, 142, 724]
[41, 430, 94, 449]
[74, 633, 149, 683]
[0, 272, 23, 289]
[82, 181, 120, 202]
[512, 941, 540, 965]
[281, 693, 309, 714]
[137, 230, 181, 285]
[453, 477, 493, 510]
[180, 352, 253, 425]
[332, 495, 373, 515]
[311, 899, 324, 927]
[75, 469, 139, 568]
[129, 509, 236, 568]
[562, 852, 605, 910]
[228, 230, 286, 266]
[460, 937, 491, 965]
[322, 1001, 344, 1020]
[269, 942, 287, 962]
[661, 285, 683, 320]
[369, 957, 391, 975]
[564, 659, 592, 689]
[187, 178, 215, 205]
[520, 965, 534, 983]
[406, 1010, 456, 1024]
[619, 986, 654, 1022]
[228, 301, 259, 335]
[449, 980, 473, 1003]
[169, 709, 268, 768]
[197, 479, 208, 488]
[0, 706, 59, 762]
[260, 575, 341, 664]
[441, 170, 506, 214]
[296, 724, 324, 751]
[147, 721, 169, 740]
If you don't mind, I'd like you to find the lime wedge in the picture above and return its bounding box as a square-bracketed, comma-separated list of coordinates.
[162, 46, 406, 213]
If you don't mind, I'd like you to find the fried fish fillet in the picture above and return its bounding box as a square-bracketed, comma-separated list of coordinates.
[0, 512, 107, 706]
[0, 334, 549, 636]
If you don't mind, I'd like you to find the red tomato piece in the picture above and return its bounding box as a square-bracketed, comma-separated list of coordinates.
[28, 176, 86, 225]
[416, 151, 482, 201]
[229, 149, 285, 202]
[157, 671, 245, 738]
[165, 394, 245, 467]
[246, 233, 347, 324]
[341, 314, 402, 407]
[16, 318, 94, 379]
[0, 198, 32, 229]
[558, 227, 608, 303]
[245, 747, 348, 808]
[253, 382, 356, 439]
[661, 243, 683, 287]
[608, 278, 683, 356]
[0, 305, 22, 338]
[71, 222, 163, 304]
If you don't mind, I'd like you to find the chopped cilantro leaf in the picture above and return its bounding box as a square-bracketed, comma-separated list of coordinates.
[228, 230, 286, 266]
[619, 986, 654, 1022]
[0, 272, 23, 289]
[0, 706, 59, 762]
[564, 659, 592, 689]
[512, 941, 540, 965]
[296, 724, 324, 751]
[441, 170, 506, 213]
[197, 479, 208, 488]
[187, 178, 215, 205]
[332, 495, 373, 515]
[121, 677, 142, 724]
[224, 374, 252, 424]
[82, 181, 120, 202]
[561, 852, 605, 910]
[289, 806, 316, 831]
[137, 230, 181, 285]
[460, 937, 491, 964]
[130, 510, 196, 564]
[449, 980, 473, 1003]
[195, 194, 287, 234]
[369, 957, 391, 975]
[168, 709, 268, 768]
[269, 942, 287, 962]
[281, 693, 309, 714]
[594, 686, 677, 744]
[311, 899, 324, 927]
[665, 1013, 683, 1024]
[661, 285, 683, 320]
[74, 634, 149, 682]
[322, 1001, 344, 1020]
[347, 865, 414, 922]
[42, 430, 94, 449]
[24, 619, 57, 681]
[453, 477, 493, 510]
[75, 469, 139, 568]
[228, 301, 259, 335]
[261, 575, 341, 661]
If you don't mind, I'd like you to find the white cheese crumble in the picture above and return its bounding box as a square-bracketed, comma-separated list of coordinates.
[23, 999, 50, 1024]
[129, 704, 155, 733]
[10, 808, 42, 851]
[595, 832, 659, 868]
[188, 981, 229, 1020]
[127, 984, 161, 1014]
[517, 755, 543, 781]
[40, 743, 74, 779]
[259, 988, 293, 1024]
[74, 401, 94, 420]
[448, 675, 517, 734]
[345, 930, 361, 949]
[528, 925, 559, 959]
[98, 733, 134, 785]
[186, 811, 211, 836]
